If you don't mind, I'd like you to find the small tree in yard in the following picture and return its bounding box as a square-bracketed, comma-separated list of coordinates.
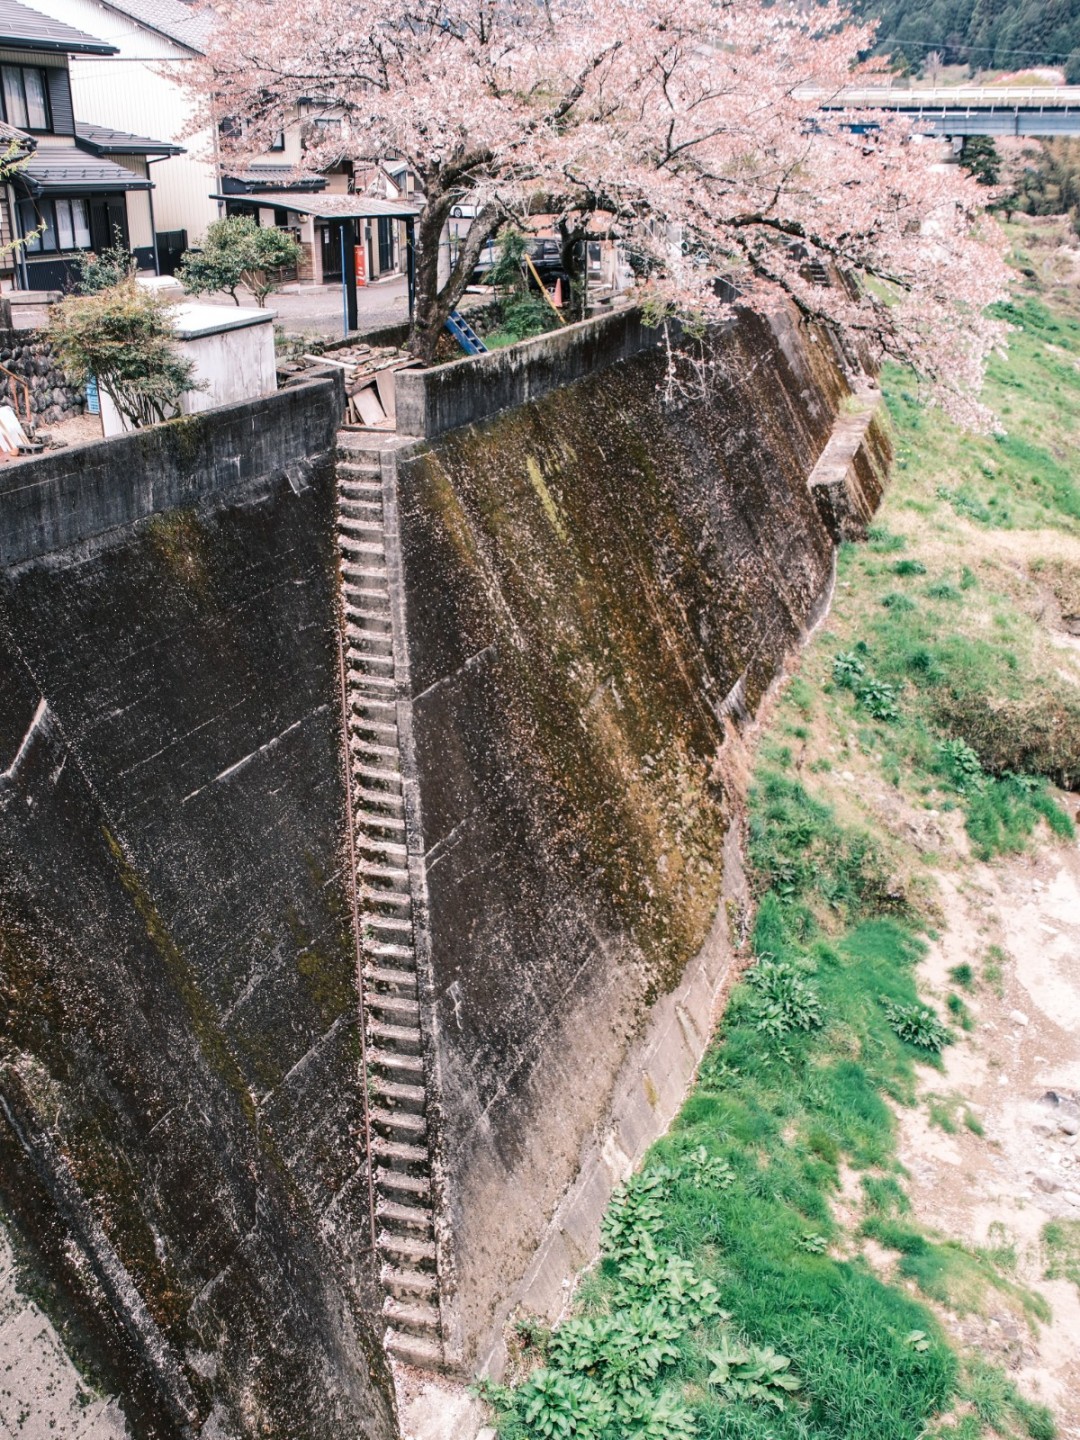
[201, 0, 1010, 421]
[51, 280, 198, 429]
[178, 215, 303, 307]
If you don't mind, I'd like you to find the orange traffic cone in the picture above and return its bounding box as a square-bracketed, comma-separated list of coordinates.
[553, 277, 564, 309]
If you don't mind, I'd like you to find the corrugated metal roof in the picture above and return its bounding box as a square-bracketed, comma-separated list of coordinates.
[20, 144, 153, 191]
[212, 191, 422, 220]
[75, 121, 183, 156]
[0, 0, 117, 53]
[98, 0, 212, 53]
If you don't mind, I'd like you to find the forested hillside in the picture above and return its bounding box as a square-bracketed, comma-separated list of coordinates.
[855, 0, 1080, 78]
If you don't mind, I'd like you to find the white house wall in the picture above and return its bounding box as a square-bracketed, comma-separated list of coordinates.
[23, 0, 221, 243]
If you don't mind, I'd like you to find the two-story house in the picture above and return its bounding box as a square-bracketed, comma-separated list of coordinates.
[28, 0, 418, 289]
[0, 0, 180, 290]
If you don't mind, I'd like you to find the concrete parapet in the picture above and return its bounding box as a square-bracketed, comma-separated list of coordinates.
[394, 307, 661, 438]
[0, 376, 344, 568]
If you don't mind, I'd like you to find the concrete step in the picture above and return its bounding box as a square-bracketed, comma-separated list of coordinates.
[347, 637, 395, 663]
[378, 1200, 433, 1233]
[358, 835, 408, 862]
[356, 790, 406, 817]
[383, 1296, 440, 1334]
[371, 1082, 426, 1111]
[356, 810, 407, 837]
[368, 1048, 425, 1081]
[349, 743, 399, 773]
[343, 587, 390, 613]
[351, 695, 396, 720]
[340, 544, 387, 567]
[352, 764, 403, 789]
[384, 1329, 443, 1368]
[363, 912, 413, 936]
[366, 939, 413, 962]
[361, 889, 411, 915]
[378, 1231, 436, 1266]
[337, 462, 382, 482]
[342, 564, 389, 587]
[347, 671, 396, 695]
[372, 1107, 426, 1140]
[358, 858, 410, 885]
[377, 1166, 430, 1200]
[371, 1078, 426, 1110]
[339, 497, 382, 520]
[346, 613, 393, 637]
[348, 650, 396, 674]
[381, 1264, 438, 1300]
[367, 992, 420, 1022]
[371, 1136, 428, 1167]
[351, 722, 399, 748]
[368, 1019, 423, 1052]
[339, 516, 385, 538]
[366, 969, 417, 998]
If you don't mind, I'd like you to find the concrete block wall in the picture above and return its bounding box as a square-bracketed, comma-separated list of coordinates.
[0, 373, 398, 1440]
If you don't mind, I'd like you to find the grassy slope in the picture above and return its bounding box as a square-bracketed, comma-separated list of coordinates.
[485, 220, 1080, 1440]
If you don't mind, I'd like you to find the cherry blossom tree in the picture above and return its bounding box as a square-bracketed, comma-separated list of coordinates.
[199, 0, 1009, 419]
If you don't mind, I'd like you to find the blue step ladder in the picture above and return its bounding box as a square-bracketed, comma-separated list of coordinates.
[444, 310, 488, 355]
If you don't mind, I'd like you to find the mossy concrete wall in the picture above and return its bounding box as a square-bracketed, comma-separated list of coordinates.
[0, 386, 396, 1438]
[389, 307, 888, 1370]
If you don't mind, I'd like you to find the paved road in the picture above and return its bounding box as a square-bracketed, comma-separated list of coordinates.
[197, 275, 412, 339]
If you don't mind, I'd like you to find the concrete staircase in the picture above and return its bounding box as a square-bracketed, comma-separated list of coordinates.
[336, 436, 443, 1371]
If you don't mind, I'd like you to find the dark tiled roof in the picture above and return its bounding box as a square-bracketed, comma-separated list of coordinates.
[221, 164, 326, 193]
[0, 118, 33, 149]
[20, 144, 152, 192]
[75, 121, 183, 156]
[0, 0, 117, 53]
[100, 0, 212, 52]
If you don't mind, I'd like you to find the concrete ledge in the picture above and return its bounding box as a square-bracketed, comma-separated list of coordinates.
[0, 377, 345, 567]
[395, 308, 662, 439]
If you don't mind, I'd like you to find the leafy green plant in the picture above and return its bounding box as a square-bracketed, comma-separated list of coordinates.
[74, 234, 137, 293]
[936, 738, 985, 793]
[947, 963, 974, 990]
[50, 279, 199, 429]
[178, 215, 303, 307]
[881, 999, 952, 1053]
[857, 678, 901, 722]
[892, 559, 927, 577]
[746, 958, 824, 1038]
[706, 1335, 802, 1410]
[833, 651, 867, 688]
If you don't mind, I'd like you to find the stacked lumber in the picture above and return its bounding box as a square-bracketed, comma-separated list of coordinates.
[278, 343, 420, 430]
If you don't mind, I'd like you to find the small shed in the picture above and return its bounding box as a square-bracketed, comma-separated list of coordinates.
[99, 302, 276, 436]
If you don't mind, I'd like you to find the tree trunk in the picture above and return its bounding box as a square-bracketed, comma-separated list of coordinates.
[407, 188, 498, 366]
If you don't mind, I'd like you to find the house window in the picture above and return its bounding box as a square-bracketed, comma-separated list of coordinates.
[19, 198, 92, 252]
[2, 65, 50, 131]
[269, 131, 285, 151]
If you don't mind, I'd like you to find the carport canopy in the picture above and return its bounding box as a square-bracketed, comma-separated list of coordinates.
[209, 192, 422, 328]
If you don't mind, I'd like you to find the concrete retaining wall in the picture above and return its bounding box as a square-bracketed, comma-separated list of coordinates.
[395, 307, 662, 438]
[387, 305, 889, 1373]
[0, 377, 343, 568]
[0, 372, 396, 1440]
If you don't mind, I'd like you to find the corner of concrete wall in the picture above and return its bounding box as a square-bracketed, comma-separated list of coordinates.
[394, 307, 661, 439]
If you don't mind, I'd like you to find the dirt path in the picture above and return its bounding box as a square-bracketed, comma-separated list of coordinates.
[890, 828, 1080, 1436]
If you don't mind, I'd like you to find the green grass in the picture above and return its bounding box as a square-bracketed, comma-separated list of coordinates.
[1043, 1220, 1080, 1294]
